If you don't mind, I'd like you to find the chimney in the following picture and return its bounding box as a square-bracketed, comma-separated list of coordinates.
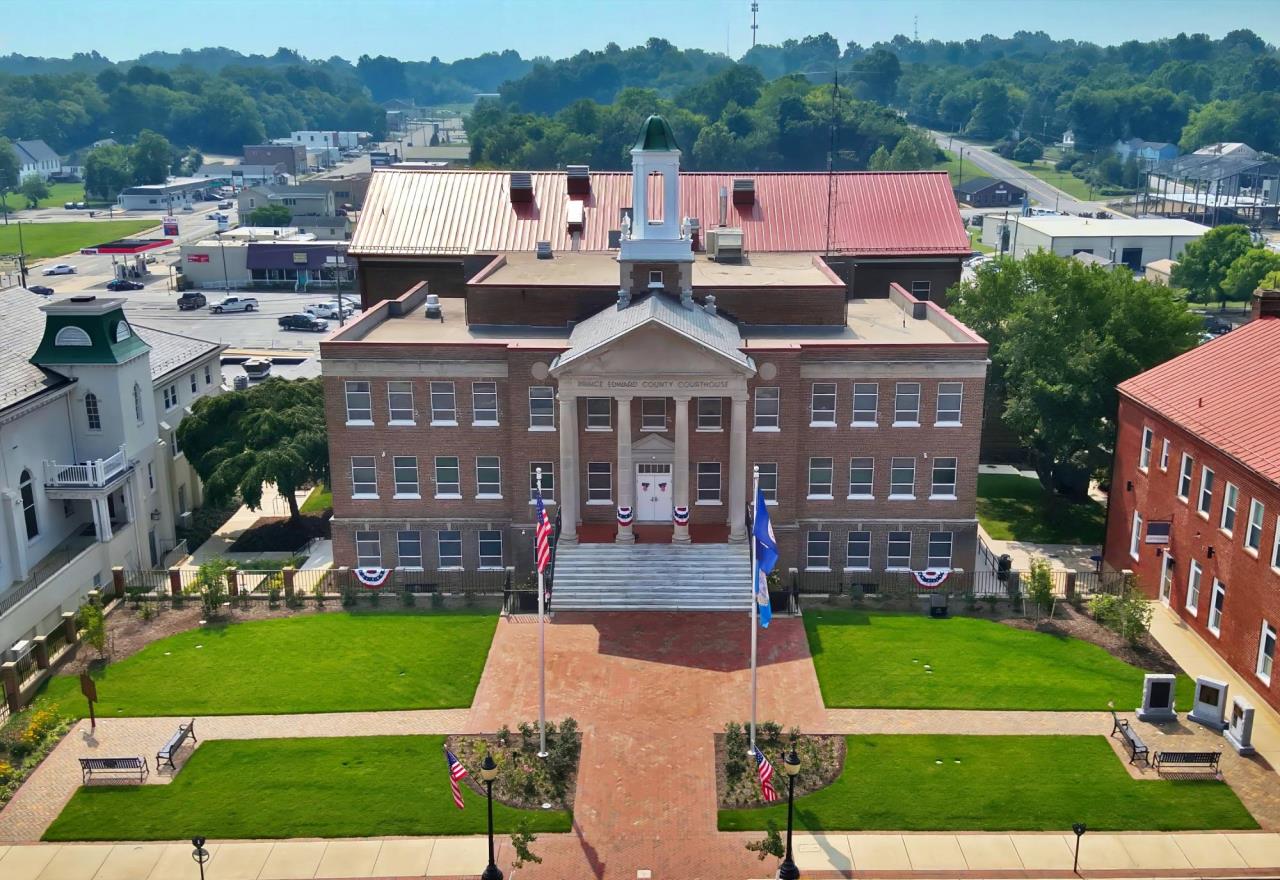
[718, 186, 728, 227]
[1252, 288, 1280, 320]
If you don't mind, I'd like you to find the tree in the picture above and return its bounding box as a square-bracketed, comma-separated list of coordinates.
[1170, 225, 1253, 303]
[966, 80, 1016, 139]
[248, 203, 294, 226]
[83, 143, 133, 200]
[130, 129, 173, 185]
[1012, 137, 1044, 163]
[18, 173, 49, 208]
[1221, 248, 1280, 304]
[78, 601, 107, 657]
[0, 136, 19, 216]
[177, 377, 329, 522]
[950, 252, 1200, 498]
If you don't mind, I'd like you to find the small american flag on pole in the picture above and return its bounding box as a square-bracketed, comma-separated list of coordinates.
[535, 490, 552, 575]
[753, 746, 780, 803]
[445, 748, 469, 810]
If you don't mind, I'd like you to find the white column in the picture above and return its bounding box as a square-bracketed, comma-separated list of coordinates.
[93, 496, 114, 542]
[672, 395, 691, 544]
[558, 393, 579, 544]
[615, 396, 635, 544]
[728, 394, 748, 543]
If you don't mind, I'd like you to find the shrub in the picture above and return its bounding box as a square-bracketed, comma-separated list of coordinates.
[1089, 584, 1154, 645]
[1027, 558, 1055, 618]
[510, 820, 542, 871]
[745, 821, 785, 860]
[78, 602, 106, 657]
[195, 558, 232, 617]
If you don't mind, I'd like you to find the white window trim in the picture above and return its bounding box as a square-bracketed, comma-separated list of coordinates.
[1220, 483, 1238, 537]
[388, 420, 416, 427]
[431, 419, 459, 427]
[1245, 499, 1265, 556]
[1177, 453, 1193, 502]
[929, 494, 958, 501]
[1197, 466, 1214, 519]
[393, 492, 422, 500]
[892, 420, 921, 428]
[934, 421, 962, 428]
[847, 493, 874, 501]
[851, 420, 878, 428]
[752, 425, 781, 433]
[352, 493, 379, 500]
[1185, 561, 1202, 615]
[346, 419, 375, 427]
[1138, 427, 1153, 472]
[888, 494, 917, 501]
[806, 494, 834, 501]
[473, 420, 500, 428]
[1257, 622, 1275, 685]
[434, 492, 462, 500]
[1159, 438, 1170, 472]
[1272, 516, 1280, 574]
[1208, 579, 1226, 636]
[1129, 510, 1143, 562]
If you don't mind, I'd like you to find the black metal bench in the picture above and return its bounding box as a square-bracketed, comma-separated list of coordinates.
[1154, 750, 1221, 774]
[1110, 711, 1149, 765]
[156, 718, 197, 770]
[79, 756, 149, 784]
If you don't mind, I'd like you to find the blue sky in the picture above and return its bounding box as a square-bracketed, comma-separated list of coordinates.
[8, 0, 1279, 62]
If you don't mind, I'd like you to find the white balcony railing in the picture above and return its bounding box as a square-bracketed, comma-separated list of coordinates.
[42, 444, 129, 489]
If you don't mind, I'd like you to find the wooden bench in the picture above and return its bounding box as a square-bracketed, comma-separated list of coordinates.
[79, 756, 148, 784]
[156, 718, 197, 770]
[1154, 750, 1221, 775]
[1110, 711, 1150, 766]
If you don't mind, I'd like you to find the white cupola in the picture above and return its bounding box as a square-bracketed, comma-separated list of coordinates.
[619, 115, 693, 264]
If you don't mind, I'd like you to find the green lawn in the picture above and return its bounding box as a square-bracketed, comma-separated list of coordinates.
[45, 736, 570, 841]
[0, 219, 156, 260]
[977, 472, 1107, 544]
[967, 228, 993, 254]
[933, 150, 968, 186]
[805, 610, 1194, 710]
[1020, 161, 1102, 202]
[29, 182, 102, 210]
[720, 734, 1255, 832]
[36, 612, 497, 717]
[300, 483, 333, 514]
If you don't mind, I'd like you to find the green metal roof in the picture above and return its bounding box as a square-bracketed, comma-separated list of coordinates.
[633, 115, 679, 152]
[31, 302, 150, 367]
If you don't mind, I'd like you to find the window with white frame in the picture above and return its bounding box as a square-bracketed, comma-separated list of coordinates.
[806, 530, 831, 570]
[19, 469, 36, 539]
[478, 530, 503, 569]
[1178, 453, 1193, 500]
[587, 462, 612, 502]
[641, 398, 666, 431]
[1221, 482, 1239, 534]
[586, 397, 612, 430]
[889, 457, 916, 498]
[845, 531, 871, 570]
[476, 456, 502, 498]
[528, 386, 555, 429]
[1246, 499, 1265, 553]
[756, 463, 778, 503]
[146, 462, 155, 492]
[171, 429, 181, 457]
[852, 383, 878, 425]
[931, 457, 957, 498]
[133, 383, 144, 423]
[887, 531, 912, 569]
[928, 531, 953, 569]
[393, 456, 419, 497]
[697, 462, 722, 503]
[1209, 579, 1226, 635]
[163, 383, 178, 411]
[1129, 510, 1143, 561]
[697, 397, 722, 430]
[84, 393, 101, 431]
[388, 381, 415, 423]
[1197, 466, 1215, 515]
[754, 387, 779, 429]
[848, 457, 874, 498]
[894, 382, 920, 425]
[810, 383, 836, 426]
[1258, 622, 1276, 683]
[1159, 438, 1169, 471]
[397, 530, 422, 568]
[1186, 560, 1202, 614]
[345, 380, 371, 423]
[472, 381, 498, 425]
[936, 382, 963, 425]
[808, 457, 833, 498]
[351, 456, 377, 497]
[204, 364, 213, 385]
[1139, 427, 1153, 471]
[430, 381, 456, 424]
[438, 530, 462, 568]
[355, 531, 381, 568]
[190, 372, 198, 394]
[434, 456, 460, 497]
[1273, 517, 1280, 571]
[529, 462, 555, 501]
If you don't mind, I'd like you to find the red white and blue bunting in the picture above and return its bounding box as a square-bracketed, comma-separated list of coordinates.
[354, 567, 392, 589]
[617, 506, 634, 526]
[912, 569, 950, 589]
[672, 506, 690, 526]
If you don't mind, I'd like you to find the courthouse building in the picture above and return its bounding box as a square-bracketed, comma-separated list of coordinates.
[321, 116, 988, 606]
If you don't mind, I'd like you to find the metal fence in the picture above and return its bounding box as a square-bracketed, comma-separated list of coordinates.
[788, 568, 1130, 601]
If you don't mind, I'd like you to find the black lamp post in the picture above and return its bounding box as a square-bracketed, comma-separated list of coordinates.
[778, 748, 802, 880]
[480, 754, 503, 880]
[1072, 822, 1087, 873]
[191, 836, 210, 880]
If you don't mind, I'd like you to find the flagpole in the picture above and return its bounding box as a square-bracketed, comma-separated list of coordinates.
[536, 467, 548, 759]
[749, 464, 759, 755]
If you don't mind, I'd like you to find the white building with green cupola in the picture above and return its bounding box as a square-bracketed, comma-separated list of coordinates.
[0, 294, 224, 683]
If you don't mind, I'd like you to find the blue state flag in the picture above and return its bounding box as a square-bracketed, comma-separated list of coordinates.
[753, 487, 778, 627]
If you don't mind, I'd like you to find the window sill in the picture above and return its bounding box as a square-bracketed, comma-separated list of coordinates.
[528, 426, 557, 432]
[935, 421, 963, 428]
[765, 499, 778, 506]
[585, 427, 613, 432]
[641, 427, 667, 433]
[434, 493, 462, 500]
[430, 420, 458, 427]
[398, 566, 425, 572]
[1177, 494, 1189, 503]
[352, 494, 379, 500]
[438, 566, 464, 572]
[929, 494, 958, 501]
[585, 499, 614, 506]
[1197, 510, 1210, 520]
[1185, 604, 1199, 616]
[886, 566, 911, 572]
[1245, 546, 1260, 559]
[695, 500, 722, 506]
[1220, 528, 1234, 539]
[345, 419, 374, 427]
[805, 566, 832, 573]
[1138, 466, 1149, 474]
[850, 421, 878, 428]
[1258, 671, 1273, 687]
[476, 494, 504, 500]
[388, 420, 416, 427]
[846, 494, 874, 501]
[807, 494, 834, 501]
[393, 493, 422, 500]
[892, 421, 921, 428]
[809, 421, 836, 429]
[696, 427, 723, 433]
[1130, 552, 1140, 563]
[478, 566, 505, 572]
[843, 566, 872, 573]
[1209, 626, 1221, 639]
[472, 420, 499, 428]
[888, 494, 916, 501]
[753, 426, 780, 433]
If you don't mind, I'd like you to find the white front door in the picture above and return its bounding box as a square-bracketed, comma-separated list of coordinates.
[1159, 553, 1173, 605]
[636, 463, 673, 522]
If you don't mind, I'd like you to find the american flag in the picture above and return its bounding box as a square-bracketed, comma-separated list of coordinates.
[445, 748, 469, 810]
[753, 746, 780, 803]
[535, 490, 552, 575]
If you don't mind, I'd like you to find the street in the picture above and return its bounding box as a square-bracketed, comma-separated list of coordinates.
[928, 130, 1106, 214]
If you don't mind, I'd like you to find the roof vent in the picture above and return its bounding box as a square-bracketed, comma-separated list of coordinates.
[70, 295, 97, 303]
[509, 172, 533, 203]
[424, 293, 443, 320]
[703, 294, 717, 316]
[566, 165, 590, 196]
[732, 178, 755, 206]
[566, 200, 584, 232]
[536, 241, 553, 260]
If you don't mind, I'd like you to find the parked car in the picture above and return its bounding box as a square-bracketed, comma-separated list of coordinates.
[278, 313, 329, 332]
[218, 200, 233, 209]
[42, 263, 76, 275]
[177, 292, 207, 311]
[210, 296, 258, 313]
[63, 202, 75, 210]
[27, 285, 53, 295]
[305, 302, 355, 320]
[1203, 316, 1233, 336]
[106, 278, 144, 291]
[75, 202, 86, 210]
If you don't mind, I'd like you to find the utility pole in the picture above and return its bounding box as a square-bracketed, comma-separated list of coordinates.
[750, 2, 759, 48]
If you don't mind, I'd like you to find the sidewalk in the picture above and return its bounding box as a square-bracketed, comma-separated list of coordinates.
[975, 465, 1104, 573]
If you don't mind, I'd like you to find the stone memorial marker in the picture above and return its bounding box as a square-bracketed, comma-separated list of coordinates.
[1136, 672, 1178, 721]
[1188, 676, 1229, 730]
[1225, 696, 1255, 755]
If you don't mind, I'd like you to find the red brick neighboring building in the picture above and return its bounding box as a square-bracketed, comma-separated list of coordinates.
[322, 116, 988, 587]
[1104, 290, 1280, 712]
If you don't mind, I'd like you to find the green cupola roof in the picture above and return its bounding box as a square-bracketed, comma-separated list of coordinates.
[633, 115, 680, 152]
[31, 296, 150, 367]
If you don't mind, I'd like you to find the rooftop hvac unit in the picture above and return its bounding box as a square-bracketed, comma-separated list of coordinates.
[566, 200, 585, 231]
[706, 227, 744, 263]
[732, 178, 756, 206]
[509, 172, 533, 203]
[566, 165, 591, 196]
[536, 241, 553, 260]
[425, 293, 442, 318]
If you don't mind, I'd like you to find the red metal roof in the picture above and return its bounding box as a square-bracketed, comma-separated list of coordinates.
[349, 169, 970, 258]
[1119, 317, 1280, 485]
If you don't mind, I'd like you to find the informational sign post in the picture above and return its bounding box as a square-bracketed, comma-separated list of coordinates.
[80, 671, 98, 730]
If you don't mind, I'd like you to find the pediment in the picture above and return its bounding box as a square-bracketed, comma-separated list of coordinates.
[632, 433, 675, 454]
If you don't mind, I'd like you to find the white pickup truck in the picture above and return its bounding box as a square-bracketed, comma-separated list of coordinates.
[210, 296, 258, 314]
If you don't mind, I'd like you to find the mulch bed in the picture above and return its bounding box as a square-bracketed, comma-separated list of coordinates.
[446, 725, 580, 810]
[228, 513, 330, 552]
[716, 728, 845, 809]
[999, 602, 1183, 675]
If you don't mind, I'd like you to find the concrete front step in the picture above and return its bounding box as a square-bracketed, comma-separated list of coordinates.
[552, 541, 753, 611]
